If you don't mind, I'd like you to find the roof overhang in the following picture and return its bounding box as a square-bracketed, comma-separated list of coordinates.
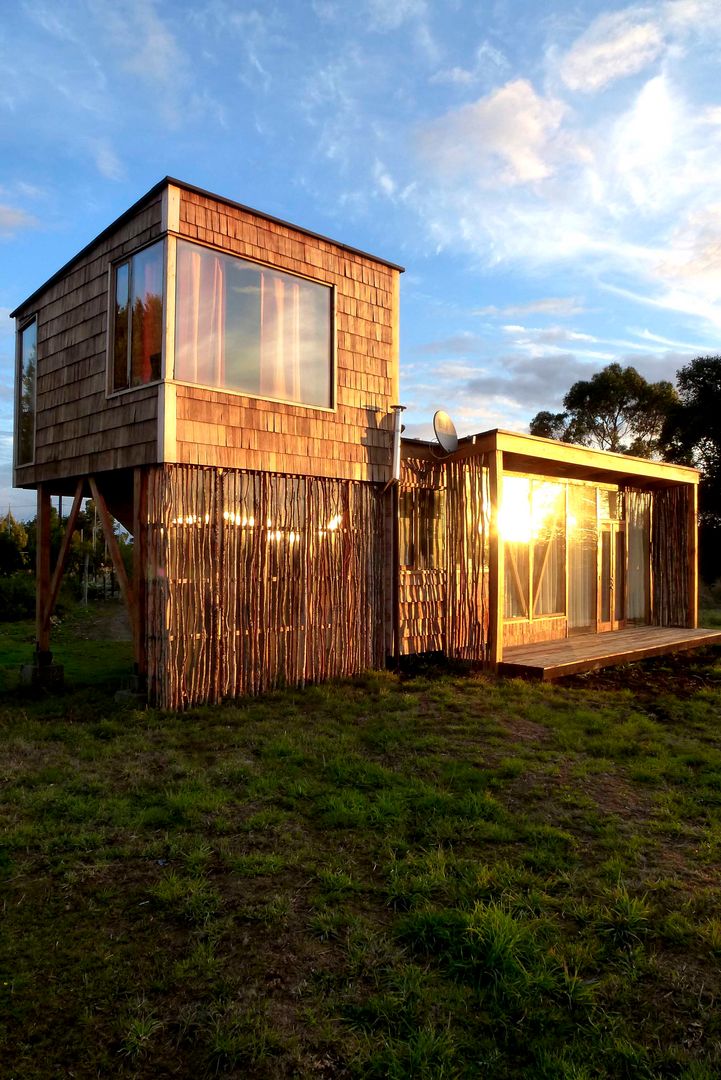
[402, 428, 698, 488]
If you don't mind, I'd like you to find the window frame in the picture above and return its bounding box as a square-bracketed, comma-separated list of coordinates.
[106, 237, 166, 398]
[14, 314, 38, 469]
[170, 236, 337, 414]
[399, 486, 446, 571]
[502, 474, 567, 623]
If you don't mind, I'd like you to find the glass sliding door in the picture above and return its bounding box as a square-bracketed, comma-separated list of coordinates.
[568, 484, 597, 634]
[626, 491, 651, 623]
[598, 521, 626, 632]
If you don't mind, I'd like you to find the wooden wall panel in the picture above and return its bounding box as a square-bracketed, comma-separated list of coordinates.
[13, 199, 163, 489]
[144, 464, 385, 708]
[172, 188, 398, 484]
[399, 570, 445, 654]
[397, 452, 490, 660]
[652, 485, 691, 627]
[503, 617, 567, 647]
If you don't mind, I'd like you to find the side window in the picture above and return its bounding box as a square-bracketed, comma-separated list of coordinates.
[16, 317, 37, 466]
[112, 241, 164, 391]
[399, 488, 445, 569]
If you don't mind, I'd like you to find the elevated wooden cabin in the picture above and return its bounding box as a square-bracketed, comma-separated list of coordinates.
[11, 178, 402, 706]
[12, 180, 718, 703]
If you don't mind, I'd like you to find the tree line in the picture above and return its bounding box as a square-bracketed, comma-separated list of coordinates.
[530, 355, 721, 580]
[0, 501, 131, 620]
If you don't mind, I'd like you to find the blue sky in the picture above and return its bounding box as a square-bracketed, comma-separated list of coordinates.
[2, 0, 721, 518]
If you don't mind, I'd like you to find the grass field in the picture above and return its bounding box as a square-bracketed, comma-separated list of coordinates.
[2, 606, 721, 1078]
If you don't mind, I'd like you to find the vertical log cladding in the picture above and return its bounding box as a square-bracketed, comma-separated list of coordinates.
[446, 455, 490, 661]
[145, 464, 384, 708]
[651, 485, 690, 627]
[398, 453, 490, 660]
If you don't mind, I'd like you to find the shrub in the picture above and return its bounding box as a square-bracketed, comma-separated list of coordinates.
[0, 574, 36, 621]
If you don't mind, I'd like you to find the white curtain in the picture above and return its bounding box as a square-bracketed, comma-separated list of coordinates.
[175, 244, 225, 386]
[568, 485, 597, 633]
[627, 490, 651, 622]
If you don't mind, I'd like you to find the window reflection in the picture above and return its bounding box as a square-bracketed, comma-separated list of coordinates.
[17, 319, 36, 465]
[112, 241, 163, 391]
[399, 489, 445, 570]
[175, 241, 332, 409]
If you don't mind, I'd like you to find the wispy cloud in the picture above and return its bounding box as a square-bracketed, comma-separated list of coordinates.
[0, 205, 37, 237]
[431, 41, 508, 86]
[474, 297, 585, 317]
[365, 0, 426, 31]
[90, 139, 125, 182]
[559, 7, 665, 93]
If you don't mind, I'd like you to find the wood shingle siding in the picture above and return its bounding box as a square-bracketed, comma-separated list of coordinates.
[13, 198, 163, 487]
[171, 187, 397, 484]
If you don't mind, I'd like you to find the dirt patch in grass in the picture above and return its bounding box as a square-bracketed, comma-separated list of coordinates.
[497, 714, 550, 743]
[562, 646, 721, 698]
[580, 769, 654, 819]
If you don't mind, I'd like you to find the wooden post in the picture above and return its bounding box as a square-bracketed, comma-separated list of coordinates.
[488, 449, 504, 667]
[392, 483, 401, 669]
[133, 468, 148, 676]
[41, 479, 84, 639]
[36, 484, 51, 655]
[688, 482, 698, 629]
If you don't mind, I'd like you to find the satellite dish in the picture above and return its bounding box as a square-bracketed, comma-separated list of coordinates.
[433, 410, 458, 454]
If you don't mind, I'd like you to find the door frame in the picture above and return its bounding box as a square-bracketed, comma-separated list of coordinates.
[598, 520, 626, 632]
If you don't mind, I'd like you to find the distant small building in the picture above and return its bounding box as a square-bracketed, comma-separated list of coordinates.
[11, 179, 717, 704]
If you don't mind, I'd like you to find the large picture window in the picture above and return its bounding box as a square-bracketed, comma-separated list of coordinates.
[16, 318, 37, 466]
[501, 477, 565, 619]
[174, 240, 332, 409]
[112, 241, 164, 391]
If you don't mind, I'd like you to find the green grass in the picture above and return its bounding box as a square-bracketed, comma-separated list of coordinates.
[2, 607, 721, 1076]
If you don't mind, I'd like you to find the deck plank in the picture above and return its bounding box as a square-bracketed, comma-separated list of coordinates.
[499, 626, 721, 680]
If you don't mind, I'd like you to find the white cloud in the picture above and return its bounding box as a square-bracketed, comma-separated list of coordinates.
[92, 139, 125, 181]
[88, 0, 190, 124]
[475, 297, 585, 317]
[658, 205, 721, 292]
[22, 2, 79, 43]
[413, 58, 721, 335]
[559, 7, 665, 93]
[431, 41, 507, 86]
[418, 79, 570, 186]
[373, 160, 396, 198]
[0, 205, 37, 237]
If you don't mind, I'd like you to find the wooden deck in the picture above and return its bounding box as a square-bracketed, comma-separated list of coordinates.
[499, 625, 721, 680]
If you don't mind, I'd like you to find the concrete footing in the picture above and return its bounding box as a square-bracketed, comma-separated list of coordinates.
[20, 651, 64, 690]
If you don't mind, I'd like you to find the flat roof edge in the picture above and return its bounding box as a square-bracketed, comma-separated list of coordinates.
[403, 427, 698, 482]
[10, 176, 405, 318]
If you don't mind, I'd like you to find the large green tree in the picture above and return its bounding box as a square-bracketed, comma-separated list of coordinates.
[661, 356, 721, 525]
[530, 363, 678, 457]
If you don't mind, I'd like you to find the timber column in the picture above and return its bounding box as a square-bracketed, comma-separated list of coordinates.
[487, 448, 504, 667]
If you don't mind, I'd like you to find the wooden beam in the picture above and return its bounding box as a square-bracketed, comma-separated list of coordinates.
[495, 429, 699, 486]
[688, 482, 698, 629]
[488, 449, 504, 666]
[42, 478, 84, 634]
[36, 485, 51, 654]
[132, 468, 148, 674]
[88, 476, 139, 649]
